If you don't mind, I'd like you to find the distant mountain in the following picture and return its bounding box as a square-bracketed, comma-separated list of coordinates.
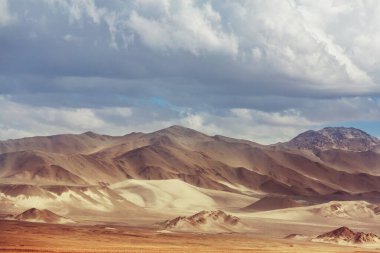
[283, 127, 380, 152]
[1, 125, 380, 216]
[0, 131, 120, 155]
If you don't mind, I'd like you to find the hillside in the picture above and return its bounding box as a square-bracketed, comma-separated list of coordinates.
[12, 208, 75, 224]
[1, 126, 380, 215]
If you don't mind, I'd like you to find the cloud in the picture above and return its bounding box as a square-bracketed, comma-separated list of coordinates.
[0, 0, 14, 26]
[219, 0, 376, 92]
[0, 97, 97, 138]
[0, 95, 312, 143]
[0, 0, 380, 142]
[127, 0, 238, 55]
[177, 108, 316, 143]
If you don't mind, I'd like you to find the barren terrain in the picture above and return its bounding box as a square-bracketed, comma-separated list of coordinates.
[1, 126, 380, 252]
[1, 220, 379, 253]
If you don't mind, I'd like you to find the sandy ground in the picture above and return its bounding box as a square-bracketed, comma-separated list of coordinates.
[0, 220, 379, 253]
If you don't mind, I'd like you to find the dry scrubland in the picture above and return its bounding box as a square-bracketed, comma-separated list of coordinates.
[0, 221, 379, 253]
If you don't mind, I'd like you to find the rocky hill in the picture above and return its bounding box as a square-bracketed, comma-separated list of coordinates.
[161, 210, 244, 233]
[11, 208, 75, 224]
[283, 127, 380, 152]
[314, 226, 379, 245]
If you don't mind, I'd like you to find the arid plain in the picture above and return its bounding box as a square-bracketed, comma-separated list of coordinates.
[1, 219, 380, 253]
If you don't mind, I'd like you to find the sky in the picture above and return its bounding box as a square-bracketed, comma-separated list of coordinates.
[1, 0, 380, 144]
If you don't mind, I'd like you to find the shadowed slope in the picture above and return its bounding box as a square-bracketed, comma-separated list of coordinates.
[1, 125, 380, 203]
[242, 196, 305, 211]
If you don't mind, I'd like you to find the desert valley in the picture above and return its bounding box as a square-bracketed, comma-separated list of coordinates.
[3, 1, 380, 252]
[1, 125, 380, 252]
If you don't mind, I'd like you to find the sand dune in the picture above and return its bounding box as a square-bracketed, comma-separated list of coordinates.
[111, 179, 256, 211]
[0, 184, 140, 215]
[111, 179, 216, 210]
[241, 200, 380, 223]
[310, 201, 380, 219]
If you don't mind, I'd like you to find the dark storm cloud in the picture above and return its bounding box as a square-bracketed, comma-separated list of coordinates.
[0, 0, 379, 143]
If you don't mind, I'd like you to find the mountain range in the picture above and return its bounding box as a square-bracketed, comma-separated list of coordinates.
[1, 125, 380, 215]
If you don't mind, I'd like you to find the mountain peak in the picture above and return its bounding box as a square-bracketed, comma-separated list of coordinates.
[153, 125, 209, 138]
[320, 127, 373, 137]
[163, 125, 194, 132]
[284, 127, 379, 152]
[82, 131, 100, 138]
